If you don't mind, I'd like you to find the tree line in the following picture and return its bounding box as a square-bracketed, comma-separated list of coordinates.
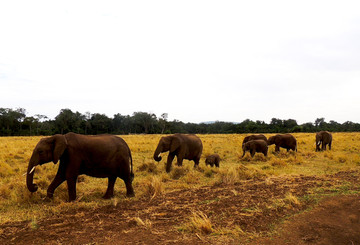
[1, 107, 360, 136]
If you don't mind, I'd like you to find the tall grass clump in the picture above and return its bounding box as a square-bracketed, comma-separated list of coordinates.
[144, 176, 163, 199]
[187, 211, 213, 234]
[170, 166, 189, 180]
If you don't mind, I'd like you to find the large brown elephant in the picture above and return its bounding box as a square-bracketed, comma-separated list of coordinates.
[267, 134, 297, 152]
[242, 140, 268, 157]
[26, 133, 135, 201]
[316, 131, 332, 151]
[153, 133, 203, 172]
[242, 134, 267, 146]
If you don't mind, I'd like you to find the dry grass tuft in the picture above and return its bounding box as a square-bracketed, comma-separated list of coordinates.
[188, 211, 213, 234]
[253, 154, 267, 162]
[337, 155, 348, 163]
[170, 167, 188, 180]
[270, 158, 287, 167]
[238, 165, 265, 180]
[217, 167, 239, 185]
[284, 192, 300, 206]
[133, 217, 152, 229]
[240, 153, 252, 162]
[144, 176, 163, 199]
[137, 162, 158, 174]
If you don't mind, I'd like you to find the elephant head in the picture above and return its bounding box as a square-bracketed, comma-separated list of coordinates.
[267, 136, 276, 145]
[315, 133, 322, 151]
[26, 135, 67, 193]
[153, 135, 181, 162]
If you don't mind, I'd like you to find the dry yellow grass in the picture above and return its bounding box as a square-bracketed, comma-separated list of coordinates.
[0, 133, 359, 224]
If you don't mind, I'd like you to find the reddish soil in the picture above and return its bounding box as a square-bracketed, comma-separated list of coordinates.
[1, 170, 359, 245]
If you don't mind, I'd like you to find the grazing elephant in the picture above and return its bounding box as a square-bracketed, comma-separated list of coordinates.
[242, 134, 267, 146]
[316, 131, 332, 151]
[205, 154, 220, 167]
[153, 133, 203, 172]
[26, 133, 135, 201]
[267, 134, 297, 152]
[242, 140, 268, 157]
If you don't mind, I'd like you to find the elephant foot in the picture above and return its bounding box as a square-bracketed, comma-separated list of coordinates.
[103, 193, 114, 199]
[43, 196, 53, 202]
[126, 192, 135, 198]
[46, 192, 54, 199]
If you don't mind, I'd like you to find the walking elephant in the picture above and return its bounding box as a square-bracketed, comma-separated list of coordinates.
[26, 133, 135, 201]
[242, 134, 267, 146]
[267, 134, 297, 152]
[316, 131, 332, 151]
[153, 133, 203, 172]
[205, 154, 220, 167]
[242, 140, 268, 157]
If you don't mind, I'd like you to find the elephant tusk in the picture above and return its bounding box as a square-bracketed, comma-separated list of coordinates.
[29, 166, 36, 174]
[158, 154, 161, 158]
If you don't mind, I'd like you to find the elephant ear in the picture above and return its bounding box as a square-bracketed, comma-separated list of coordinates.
[53, 135, 68, 164]
[170, 136, 181, 152]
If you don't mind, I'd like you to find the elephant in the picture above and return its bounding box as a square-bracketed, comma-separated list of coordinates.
[153, 133, 203, 172]
[242, 140, 268, 157]
[316, 131, 332, 151]
[242, 134, 267, 146]
[26, 132, 135, 201]
[205, 154, 220, 167]
[267, 134, 297, 152]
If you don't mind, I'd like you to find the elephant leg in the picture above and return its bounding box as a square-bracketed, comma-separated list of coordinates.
[124, 178, 135, 197]
[250, 149, 255, 157]
[47, 174, 65, 198]
[176, 155, 184, 167]
[287, 148, 290, 152]
[329, 142, 332, 150]
[275, 145, 280, 152]
[166, 153, 175, 172]
[193, 155, 201, 168]
[47, 164, 66, 198]
[66, 177, 77, 202]
[103, 177, 117, 199]
[241, 151, 246, 157]
[264, 150, 268, 157]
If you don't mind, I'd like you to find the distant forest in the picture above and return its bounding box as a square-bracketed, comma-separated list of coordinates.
[1, 107, 360, 136]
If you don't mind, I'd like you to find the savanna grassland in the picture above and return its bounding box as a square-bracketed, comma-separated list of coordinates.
[0, 133, 360, 244]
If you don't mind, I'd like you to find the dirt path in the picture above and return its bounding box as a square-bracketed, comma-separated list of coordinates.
[1, 171, 359, 245]
[258, 194, 360, 245]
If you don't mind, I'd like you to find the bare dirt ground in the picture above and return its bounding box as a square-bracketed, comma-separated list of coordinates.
[1, 170, 359, 245]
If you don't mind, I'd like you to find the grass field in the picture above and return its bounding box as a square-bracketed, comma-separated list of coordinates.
[0, 133, 359, 243]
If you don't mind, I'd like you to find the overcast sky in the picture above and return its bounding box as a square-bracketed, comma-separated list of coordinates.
[1, 1, 359, 124]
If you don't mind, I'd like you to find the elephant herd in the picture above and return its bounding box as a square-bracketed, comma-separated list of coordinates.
[26, 131, 332, 201]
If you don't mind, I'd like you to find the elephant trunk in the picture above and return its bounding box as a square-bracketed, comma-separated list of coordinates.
[26, 156, 38, 193]
[153, 145, 162, 162]
[241, 144, 246, 157]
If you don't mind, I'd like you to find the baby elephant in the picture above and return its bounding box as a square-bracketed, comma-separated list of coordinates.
[242, 140, 268, 157]
[205, 154, 220, 167]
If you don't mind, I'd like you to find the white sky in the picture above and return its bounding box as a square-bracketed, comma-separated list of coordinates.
[1, 1, 359, 124]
